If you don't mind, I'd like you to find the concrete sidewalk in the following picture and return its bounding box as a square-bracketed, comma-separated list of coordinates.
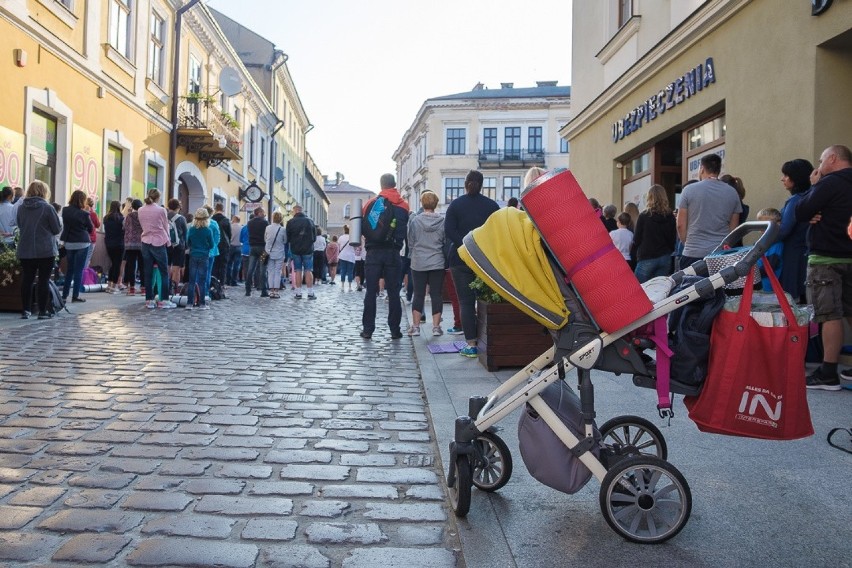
[414, 301, 852, 568]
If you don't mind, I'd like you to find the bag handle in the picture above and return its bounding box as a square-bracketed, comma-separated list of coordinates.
[738, 256, 797, 327]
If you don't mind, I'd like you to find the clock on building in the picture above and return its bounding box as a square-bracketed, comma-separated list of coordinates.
[242, 181, 264, 203]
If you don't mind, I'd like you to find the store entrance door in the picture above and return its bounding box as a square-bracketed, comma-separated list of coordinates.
[654, 132, 682, 210]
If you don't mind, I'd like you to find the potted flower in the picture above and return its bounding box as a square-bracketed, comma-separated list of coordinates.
[0, 241, 23, 311]
[470, 277, 553, 371]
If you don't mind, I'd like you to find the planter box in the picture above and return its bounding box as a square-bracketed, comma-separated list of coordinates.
[477, 299, 553, 371]
[0, 273, 24, 312]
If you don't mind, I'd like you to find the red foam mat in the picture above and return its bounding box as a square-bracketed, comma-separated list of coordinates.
[521, 169, 652, 333]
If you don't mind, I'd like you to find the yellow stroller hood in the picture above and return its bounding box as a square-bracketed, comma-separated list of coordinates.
[459, 207, 569, 329]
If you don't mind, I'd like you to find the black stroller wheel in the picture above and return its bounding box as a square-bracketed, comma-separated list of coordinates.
[471, 431, 513, 492]
[448, 455, 472, 517]
[599, 415, 668, 460]
[599, 456, 692, 544]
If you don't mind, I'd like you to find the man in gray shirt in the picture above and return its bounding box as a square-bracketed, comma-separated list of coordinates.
[676, 153, 741, 269]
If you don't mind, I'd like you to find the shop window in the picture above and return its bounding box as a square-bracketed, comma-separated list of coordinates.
[483, 177, 497, 201]
[622, 151, 650, 180]
[146, 163, 159, 192]
[29, 110, 58, 192]
[105, 145, 123, 206]
[687, 115, 726, 151]
[444, 177, 464, 203]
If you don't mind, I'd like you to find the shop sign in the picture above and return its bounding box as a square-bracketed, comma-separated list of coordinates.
[687, 145, 726, 181]
[612, 57, 717, 144]
[241, 202, 263, 212]
[0, 126, 24, 188]
[70, 125, 103, 210]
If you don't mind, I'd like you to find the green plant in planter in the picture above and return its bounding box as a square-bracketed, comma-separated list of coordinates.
[0, 241, 21, 288]
[220, 111, 239, 129]
[469, 276, 504, 303]
[182, 92, 215, 104]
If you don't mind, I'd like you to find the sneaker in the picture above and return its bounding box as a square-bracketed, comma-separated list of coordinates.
[432, 326, 443, 337]
[806, 368, 841, 391]
[447, 326, 464, 335]
[199, 304, 210, 310]
[128, 288, 136, 296]
[157, 300, 177, 309]
[185, 305, 194, 311]
[294, 293, 303, 299]
[21, 311, 31, 320]
[359, 330, 372, 339]
[71, 297, 86, 303]
[390, 330, 403, 340]
[307, 293, 316, 300]
[406, 325, 420, 337]
[840, 368, 852, 380]
[459, 345, 478, 358]
[145, 300, 157, 309]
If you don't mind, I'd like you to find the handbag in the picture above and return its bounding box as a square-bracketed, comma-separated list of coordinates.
[704, 246, 760, 290]
[683, 261, 814, 440]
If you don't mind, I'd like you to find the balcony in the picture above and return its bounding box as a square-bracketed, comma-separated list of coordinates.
[478, 148, 546, 169]
[176, 96, 242, 165]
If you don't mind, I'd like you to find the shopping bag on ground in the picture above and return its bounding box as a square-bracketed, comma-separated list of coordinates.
[684, 261, 814, 440]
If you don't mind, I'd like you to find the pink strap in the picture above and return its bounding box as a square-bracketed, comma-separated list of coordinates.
[564, 243, 617, 280]
[647, 316, 673, 411]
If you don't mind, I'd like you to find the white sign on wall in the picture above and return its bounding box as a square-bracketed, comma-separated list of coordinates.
[622, 173, 651, 211]
[687, 145, 726, 181]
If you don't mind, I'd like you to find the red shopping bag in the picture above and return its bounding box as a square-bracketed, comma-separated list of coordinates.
[683, 261, 814, 440]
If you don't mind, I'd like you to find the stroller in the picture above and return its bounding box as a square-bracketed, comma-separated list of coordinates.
[447, 169, 777, 544]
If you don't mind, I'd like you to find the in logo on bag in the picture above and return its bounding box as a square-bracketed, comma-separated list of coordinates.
[736, 386, 782, 428]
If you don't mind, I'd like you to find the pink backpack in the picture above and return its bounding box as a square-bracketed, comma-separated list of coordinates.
[82, 267, 99, 286]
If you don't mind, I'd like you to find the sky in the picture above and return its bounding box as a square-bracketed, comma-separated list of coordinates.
[206, 0, 573, 191]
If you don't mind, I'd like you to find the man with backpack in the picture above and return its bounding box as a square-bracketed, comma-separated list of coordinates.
[211, 202, 231, 291]
[244, 207, 269, 297]
[359, 173, 410, 340]
[286, 204, 317, 299]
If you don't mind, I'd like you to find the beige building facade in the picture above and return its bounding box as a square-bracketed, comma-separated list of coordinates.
[394, 82, 571, 208]
[563, 0, 852, 214]
[323, 177, 376, 237]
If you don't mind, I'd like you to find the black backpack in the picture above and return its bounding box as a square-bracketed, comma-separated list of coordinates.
[31, 279, 68, 315]
[209, 276, 225, 301]
[362, 197, 398, 244]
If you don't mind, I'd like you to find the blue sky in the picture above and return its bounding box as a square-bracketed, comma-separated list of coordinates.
[207, 0, 573, 189]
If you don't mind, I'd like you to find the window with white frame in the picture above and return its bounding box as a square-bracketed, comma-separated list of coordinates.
[249, 125, 256, 169]
[108, 0, 133, 58]
[483, 128, 497, 154]
[502, 176, 521, 201]
[446, 128, 466, 155]
[618, 0, 633, 27]
[444, 177, 464, 203]
[560, 138, 570, 153]
[343, 203, 351, 218]
[483, 177, 497, 201]
[188, 55, 201, 94]
[147, 11, 165, 85]
[528, 127, 543, 154]
[60, 0, 73, 7]
[504, 127, 520, 158]
[105, 145, 123, 206]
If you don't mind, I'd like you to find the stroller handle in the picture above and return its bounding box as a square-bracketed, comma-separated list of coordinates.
[711, 220, 779, 278]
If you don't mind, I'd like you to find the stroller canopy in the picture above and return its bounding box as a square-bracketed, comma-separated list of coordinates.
[459, 207, 569, 330]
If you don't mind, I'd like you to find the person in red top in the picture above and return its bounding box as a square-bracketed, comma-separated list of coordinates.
[84, 196, 101, 269]
[360, 173, 410, 339]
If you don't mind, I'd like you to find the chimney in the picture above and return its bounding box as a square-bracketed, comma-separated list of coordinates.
[500, 82, 514, 89]
[335, 172, 344, 185]
[536, 80, 558, 87]
[472, 82, 485, 91]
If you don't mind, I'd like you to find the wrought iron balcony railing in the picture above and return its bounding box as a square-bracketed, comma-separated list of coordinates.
[176, 97, 242, 164]
[478, 148, 546, 168]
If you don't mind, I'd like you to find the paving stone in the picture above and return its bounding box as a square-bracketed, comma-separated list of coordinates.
[305, 522, 388, 545]
[397, 525, 445, 545]
[100, 459, 161, 474]
[51, 533, 132, 563]
[257, 545, 331, 568]
[302, 410, 333, 419]
[364, 502, 447, 522]
[0, 532, 63, 562]
[216, 464, 273, 479]
[267, 427, 329, 438]
[0, 483, 16, 498]
[199, 414, 259, 426]
[356, 467, 438, 484]
[178, 423, 219, 435]
[339, 454, 396, 467]
[300, 500, 350, 517]
[153, 412, 198, 422]
[38, 509, 144, 533]
[280, 465, 350, 481]
[68, 472, 136, 489]
[159, 460, 210, 476]
[223, 425, 258, 436]
[320, 419, 374, 430]
[126, 538, 258, 567]
[8, 485, 66, 507]
[315, 439, 370, 452]
[141, 515, 236, 538]
[83, 430, 145, 443]
[398, 432, 431, 442]
[111, 445, 180, 459]
[0, 505, 42, 529]
[0, 439, 48, 453]
[405, 485, 445, 500]
[378, 442, 434, 454]
[262, 418, 314, 428]
[241, 518, 299, 540]
[379, 421, 428, 431]
[249, 481, 315, 496]
[401, 455, 436, 467]
[138, 433, 217, 446]
[320, 485, 399, 500]
[194, 495, 293, 515]
[182, 448, 260, 461]
[342, 547, 456, 568]
[335, 410, 389, 420]
[0, 467, 36, 482]
[121, 491, 194, 512]
[215, 435, 274, 447]
[184, 479, 246, 494]
[63, 489, 124, 508]
[266, 449, 333, 464]
[133, 476, 184, 490]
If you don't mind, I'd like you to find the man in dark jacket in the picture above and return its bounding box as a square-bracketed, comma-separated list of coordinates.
[360, 173, 410, 339]
[445, 170, 499, 357]
[286, 205, 317, 300]
[795, 144, 852, 391]
[244, 207, 269, 297]
[211, 203, 231, 290]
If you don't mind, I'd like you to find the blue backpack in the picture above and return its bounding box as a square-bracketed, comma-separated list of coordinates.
[363, 197, 400, 245]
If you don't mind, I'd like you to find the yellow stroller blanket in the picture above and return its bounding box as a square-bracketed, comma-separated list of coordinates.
[458, 207, 569, 330]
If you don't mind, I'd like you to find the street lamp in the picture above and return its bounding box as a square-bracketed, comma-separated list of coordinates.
[167, 0, 205, 202]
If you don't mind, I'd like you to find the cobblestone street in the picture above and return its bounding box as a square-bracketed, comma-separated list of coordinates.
[0, 288, 460, 567]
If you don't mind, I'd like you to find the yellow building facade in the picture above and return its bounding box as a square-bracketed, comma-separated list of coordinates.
[563, 0, 852, 214]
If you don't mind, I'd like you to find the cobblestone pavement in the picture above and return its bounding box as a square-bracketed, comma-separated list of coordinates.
[0, 285, 461, 567]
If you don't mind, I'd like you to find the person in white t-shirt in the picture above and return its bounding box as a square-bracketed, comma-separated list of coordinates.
[609, 212, 634, 262]
[337, 225, 357, 291]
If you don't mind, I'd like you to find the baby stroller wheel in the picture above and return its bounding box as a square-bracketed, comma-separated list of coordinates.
[448, 455, 472, 517]
[472, 431, 513, 492]
[599, 455, 691, 544]
[599, 415, 668, 460]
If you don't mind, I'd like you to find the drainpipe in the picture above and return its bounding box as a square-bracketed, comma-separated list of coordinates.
[268, 119, 285, 220]
[167, 0, 204, 202]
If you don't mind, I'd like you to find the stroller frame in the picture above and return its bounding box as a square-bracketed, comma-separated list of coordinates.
[448, 222, 777, 544]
